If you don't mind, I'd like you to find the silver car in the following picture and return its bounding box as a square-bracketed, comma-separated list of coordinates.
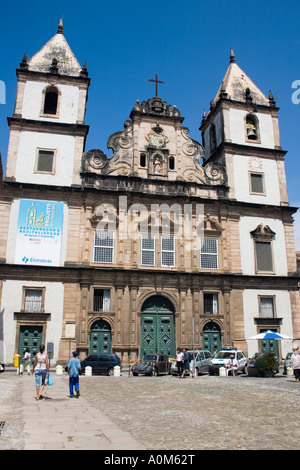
[170, 350, 212, 376]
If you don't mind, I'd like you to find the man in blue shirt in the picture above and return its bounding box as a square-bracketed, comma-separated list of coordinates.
[67, 351, 82, 398]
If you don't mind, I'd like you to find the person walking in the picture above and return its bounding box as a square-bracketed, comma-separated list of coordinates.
[176, 347, 184, 378]
[32, 344, 49, 401]
[290, 348, 300, 382]
[67, 351, 82, 398]
[23, 347, 31, 375]
[182, 348, 194, 378]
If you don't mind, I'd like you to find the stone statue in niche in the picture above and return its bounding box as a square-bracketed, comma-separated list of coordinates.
[154, 157, 162, 174]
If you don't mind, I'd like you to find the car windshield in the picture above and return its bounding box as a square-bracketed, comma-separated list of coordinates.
[216, 351, 235, 359]
[143, 355, 156, 361]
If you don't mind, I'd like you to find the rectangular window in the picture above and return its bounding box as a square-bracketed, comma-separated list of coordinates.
[24, 289, 43, 313]
[161, 236, 175, 267]
[94, 230, 114, 263]
[250, 173, 264, 194]
[255, 241, 273, 272]
[93, 289, 111, 312]
[36, 150, 55, 173]
[260, 297, 275, 318]
[200, 238, 218, 269]
[204, 293, 218, 314]
[141, 234, 155, 266]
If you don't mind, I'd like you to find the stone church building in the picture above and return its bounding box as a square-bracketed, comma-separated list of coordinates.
[0, 22, 299, 365]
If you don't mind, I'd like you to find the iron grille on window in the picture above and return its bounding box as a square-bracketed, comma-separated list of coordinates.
[200, 238, 218, 269]
[255, 241, 273, 272]
[251, 173, 264, 193]
[161, 236, 175, 267]
[94, 230, 114, 263]
[141, 234, 155, 266]
[37, 150, 54, 172]
[204, 293, 218, 314]
[24, 289, 43, 313]
[93, 289, 110, 312]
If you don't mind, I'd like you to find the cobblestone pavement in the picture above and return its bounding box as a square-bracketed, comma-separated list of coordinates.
[80, 373, 300, 450]
[0, 370, 299, 450]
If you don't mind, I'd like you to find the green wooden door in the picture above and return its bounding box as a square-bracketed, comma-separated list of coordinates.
[141, 296, 175, 357]
[18, 326, 43, 363]
[260, 330, 279, 356]
[90, 320, 111, 355]
[202, 322, 221, 352]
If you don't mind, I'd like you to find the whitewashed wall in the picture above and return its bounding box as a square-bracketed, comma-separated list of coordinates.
[229, 109, 275, 148]
[22, 80, 80, 124]
[243, 289, 293, 358]
[0, 280, 64, 364]
[15, 131, 75, 186]
[233, 155, 281, 205]
[239, 217, 288, 276]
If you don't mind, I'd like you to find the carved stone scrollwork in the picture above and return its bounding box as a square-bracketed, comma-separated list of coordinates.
[107, 120, 133, 153]
[181, 127, 205, 159]
[204, 162, 227, 185]
[82, 149, 109, 173]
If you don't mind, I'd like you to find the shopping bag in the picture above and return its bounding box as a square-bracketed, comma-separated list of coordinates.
[46, 373, 54, 386]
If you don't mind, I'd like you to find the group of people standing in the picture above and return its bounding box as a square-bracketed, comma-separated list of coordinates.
[21, 346, 82, 400]
[175, 347, 195, 378]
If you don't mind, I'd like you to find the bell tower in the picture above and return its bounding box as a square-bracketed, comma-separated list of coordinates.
[5, 20, 90, 187]
[200, 49, 288, 206]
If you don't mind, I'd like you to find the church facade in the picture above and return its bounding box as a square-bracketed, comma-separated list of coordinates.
[0, 22, 299, 365]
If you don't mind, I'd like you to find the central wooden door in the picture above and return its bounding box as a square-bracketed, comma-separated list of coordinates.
[141, 296, 175, 357]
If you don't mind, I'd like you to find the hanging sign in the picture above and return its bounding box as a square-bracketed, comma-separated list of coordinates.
[15, 199, 64, 266]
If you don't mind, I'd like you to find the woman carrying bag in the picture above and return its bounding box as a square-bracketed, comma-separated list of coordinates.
[32, 344, 49, 401]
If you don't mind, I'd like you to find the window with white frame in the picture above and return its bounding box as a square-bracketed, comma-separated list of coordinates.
[141, 234, 155, 266]
[94, 230, 114, 263]
[24, 289, 43, 313]
[200, 238, 218, 269]
[161, 235, 175, 267]
[93, 289, 111, 312]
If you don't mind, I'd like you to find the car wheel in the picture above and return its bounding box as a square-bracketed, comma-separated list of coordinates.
[132, 372, 138, 376]
[107, 368, 114, 376]
[153, 368, 158, 377]
[209, 369, 214, 376]
[195, 368, 199, 377]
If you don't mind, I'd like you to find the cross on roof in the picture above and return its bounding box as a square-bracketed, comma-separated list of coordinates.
[147, 73, 166, 97]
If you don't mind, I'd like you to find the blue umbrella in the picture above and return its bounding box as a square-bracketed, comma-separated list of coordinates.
[247, 330, 293, 340]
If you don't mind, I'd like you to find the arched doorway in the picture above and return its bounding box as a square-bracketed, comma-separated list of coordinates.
[90, 319, 111, 355]
[141, 295, 175, 357]
[202, 321, 221, 352]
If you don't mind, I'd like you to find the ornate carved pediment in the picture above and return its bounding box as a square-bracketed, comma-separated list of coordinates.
[250, 224, 276, 240]
[131, 97, 181, 118]
[203, 215, 223, 236]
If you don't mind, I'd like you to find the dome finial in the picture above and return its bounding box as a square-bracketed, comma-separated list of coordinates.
[230, 48, 236, 63]
[57, 18, 64, 34]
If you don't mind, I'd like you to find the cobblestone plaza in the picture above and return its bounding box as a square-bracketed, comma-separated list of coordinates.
[0, 370, 299, 451]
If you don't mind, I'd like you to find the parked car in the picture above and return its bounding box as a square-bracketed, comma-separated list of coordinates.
[247, 352, 279, 377]
[170, 350, 212, 376]
[132, 354, 170, 376]
[209, 349, 247, 375]
[283, 352, 293, 375]
[80, 354, 121, 376]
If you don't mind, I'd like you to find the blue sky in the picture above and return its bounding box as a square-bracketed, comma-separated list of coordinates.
[0, 0, 299, 248]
